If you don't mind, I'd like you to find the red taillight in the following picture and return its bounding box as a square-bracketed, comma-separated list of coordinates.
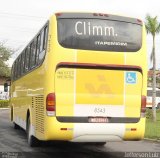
[141, 95, 146, 117]
[137, 19, 142, 24]
[55, 13, 62, 16]
[60, 128, 67, 131]
[46, 93, 55, 116]
[104, 14, 109, 17]
[131, 128, 137, 131]
[93, 13, 98, 16]
[99, 13, 104, 16]
[93, 13, 109, 17]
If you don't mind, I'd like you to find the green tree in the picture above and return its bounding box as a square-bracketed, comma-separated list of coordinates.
[0, 42, 13, 77]
[145, 15, 160, 122]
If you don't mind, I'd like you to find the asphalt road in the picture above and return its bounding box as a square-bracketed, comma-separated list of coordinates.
[0, 109, 160, 158]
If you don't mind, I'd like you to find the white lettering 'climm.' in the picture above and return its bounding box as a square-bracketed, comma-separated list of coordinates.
[75, 21, 118, 37]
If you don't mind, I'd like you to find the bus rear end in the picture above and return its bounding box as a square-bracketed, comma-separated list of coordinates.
[45, 13, 147, 142]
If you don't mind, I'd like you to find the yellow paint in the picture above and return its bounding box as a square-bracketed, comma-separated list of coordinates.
[76, 69, 124, 105]
[124, 118, 146, 140]
[125, 72, 142, 117]
[55, 68, 75, 116]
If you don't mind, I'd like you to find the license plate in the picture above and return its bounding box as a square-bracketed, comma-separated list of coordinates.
[88, 117, 108, 123]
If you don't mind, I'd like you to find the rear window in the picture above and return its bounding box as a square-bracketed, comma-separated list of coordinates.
[58, 19, 142, 52]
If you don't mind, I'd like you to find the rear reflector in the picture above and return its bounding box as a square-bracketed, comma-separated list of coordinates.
[93, 13, 98, 16]
[126, 128, 137, 131]
[99, 13, 104, 16]
[141, 95, 146, 117]
[137, 19, 142, 24]
[93, 13, 109, 17]
[131, 128, 137, 131]
[46, 93, 56, 116]
[60, 128, 67, 131]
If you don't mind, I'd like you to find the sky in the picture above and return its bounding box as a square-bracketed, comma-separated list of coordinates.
[0, 0, 160, 68]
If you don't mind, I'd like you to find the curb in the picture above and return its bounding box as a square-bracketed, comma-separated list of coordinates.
[144, 138, 160, 142]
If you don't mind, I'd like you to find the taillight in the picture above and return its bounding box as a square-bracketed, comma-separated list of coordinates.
[93, 13, 109, 17]
[93, 13, 98, 16]
[141, 95, 146, 117]
[99, 13, 104, 16]
[46, 93, 56, 116]
[55, 13, 62, 17]
[137, 19, 142, 24]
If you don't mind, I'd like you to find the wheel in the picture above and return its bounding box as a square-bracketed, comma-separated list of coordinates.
[13, 122, 20, 129]
[26, 116, 40, 147]
[87, 142, 106, 146]
[95, 142, 106, 146]
[10, 107, 13, 121]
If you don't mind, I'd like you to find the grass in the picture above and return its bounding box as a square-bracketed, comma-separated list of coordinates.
[0, 100, 9, 108]
[145, 109, 160, 139]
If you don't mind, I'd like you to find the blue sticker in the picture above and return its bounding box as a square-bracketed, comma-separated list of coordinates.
[126, 72, 136, 84]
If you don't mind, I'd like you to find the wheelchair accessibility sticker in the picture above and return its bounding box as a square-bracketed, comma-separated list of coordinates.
[126, 72, 137, 84]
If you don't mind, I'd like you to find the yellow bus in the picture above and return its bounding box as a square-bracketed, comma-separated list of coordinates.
[9, 12, 147, 147]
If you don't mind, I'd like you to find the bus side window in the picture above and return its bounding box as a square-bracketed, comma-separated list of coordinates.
[30, 39, 37, 68]
[17, 56, 21, 78]
[12, 63, 15, 80]
[43, 26, 48, 50]
[39, 29, 44, 63]
[36, 34, 41, 65]
[25, 47, 30, 72]
[14, 61, 17, 80]
[38, 25, 48, 64]
[28, 44, 32, 70]
[16, 59, 18, 78]
[23, 50, 26, 74]
[21, 52, 25, 75]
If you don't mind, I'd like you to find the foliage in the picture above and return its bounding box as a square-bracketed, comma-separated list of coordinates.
[0, 42, 13, 77]
[0, 100, 9, 108]
[145, 108, 153, 119]
[145, 14, 160, 122]
[145, 109, 160, 139]
[145, 15, 160, 36]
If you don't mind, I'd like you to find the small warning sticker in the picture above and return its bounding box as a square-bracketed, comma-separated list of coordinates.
[126, 72, 137, 84]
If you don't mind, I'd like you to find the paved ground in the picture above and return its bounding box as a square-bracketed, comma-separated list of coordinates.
[0, 109, 160, 158]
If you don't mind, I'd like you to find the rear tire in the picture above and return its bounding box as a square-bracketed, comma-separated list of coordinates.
[87, 142, 106, 146]
[10, 107, 13, 121]
[26, 116, 40, 147]
[95, 142, 106, 146]
[13, 122, 20, 129]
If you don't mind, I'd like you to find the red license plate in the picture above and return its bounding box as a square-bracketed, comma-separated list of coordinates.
[88, 117, 108, 123]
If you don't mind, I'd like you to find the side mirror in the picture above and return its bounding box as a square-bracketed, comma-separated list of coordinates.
[4, 83, 8, 92]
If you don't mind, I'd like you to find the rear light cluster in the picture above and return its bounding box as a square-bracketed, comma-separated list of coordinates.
[56, 12, 109, 17]
[93, 13, 109, 17]
[137, 19, 142, 24]
[55, 13, 62, 16]
[141, 95, 146, 117]
[46, 93, 56, 116]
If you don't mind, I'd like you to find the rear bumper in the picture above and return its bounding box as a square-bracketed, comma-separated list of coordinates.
[71, 135, 122, 142]
[42, 117, 145, 142]
[70, 122, 125, 142]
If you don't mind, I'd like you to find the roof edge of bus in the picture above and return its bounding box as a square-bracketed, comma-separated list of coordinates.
[54, 11, 143, 25]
